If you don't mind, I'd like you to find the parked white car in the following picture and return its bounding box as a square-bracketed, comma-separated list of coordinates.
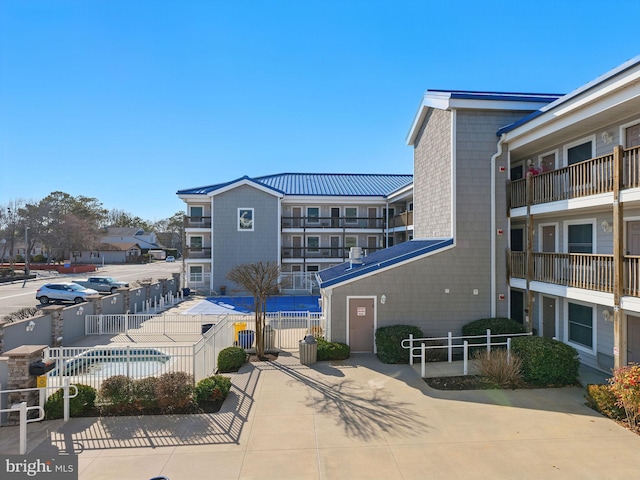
[36, 282, 99, 305]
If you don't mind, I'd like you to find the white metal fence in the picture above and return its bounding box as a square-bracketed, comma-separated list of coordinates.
[402, 330, 533, 377]
[85, 314, 213, 335]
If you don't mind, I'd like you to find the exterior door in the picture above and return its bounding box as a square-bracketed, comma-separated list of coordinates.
[292, 236, 302, 258]
[368, 208, 377, 228]
[330, 236, 340, 257]
[627, 221, 640, 255]
[628, 316, 640, 364]
[348, 297, 375, 352]
[367, 236, 377, 252]
[331, 207, 340, 228]
[292, 207, 302, 228]
[542, 296, 556, 339]
[542, 225, 556, 252]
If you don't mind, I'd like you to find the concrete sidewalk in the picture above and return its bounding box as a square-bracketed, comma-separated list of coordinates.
[4, 352, 639, 479]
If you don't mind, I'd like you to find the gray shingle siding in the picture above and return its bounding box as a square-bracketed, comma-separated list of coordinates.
[212, 185, 279, 292]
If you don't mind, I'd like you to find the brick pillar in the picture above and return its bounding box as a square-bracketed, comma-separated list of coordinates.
[159, 278, 168, 297]
[0, 322, 5, 354]
[42, 305, 65, 347]
[5, 345, 48, 407]
[172, 272, 181, 293]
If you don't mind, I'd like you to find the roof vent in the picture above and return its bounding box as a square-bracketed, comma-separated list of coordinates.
[349, 247, 363, 267]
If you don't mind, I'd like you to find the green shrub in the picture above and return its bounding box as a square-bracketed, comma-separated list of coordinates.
[511, 336, 579, 387]
[463, 317, 525, 342]
[195, 375, 232, 403]
[317, 338, 350, 361]
[45, 384, 97, 420]
[156, 372, 194, 409]
[0, 267, 13, 277]
[474, 349, 523, 388]
[131, 377, 159, 410]
[218, 346, 247, 373]
[375, 325, 423, 364]
[98, 375, 133, 406]
[586, 383, 625, 420]
[32, 254, 46, 263]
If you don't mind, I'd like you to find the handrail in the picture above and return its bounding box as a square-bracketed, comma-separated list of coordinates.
[0, 403, 45, 454]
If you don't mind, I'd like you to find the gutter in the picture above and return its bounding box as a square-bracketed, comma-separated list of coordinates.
[490, 134, 506, 317]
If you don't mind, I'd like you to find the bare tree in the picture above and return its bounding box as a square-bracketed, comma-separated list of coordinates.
[226, 261, 281, 357]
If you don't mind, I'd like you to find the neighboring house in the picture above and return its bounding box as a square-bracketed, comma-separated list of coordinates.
[318, 90, 559, 352]
[319, 56, 640, 371]
[101, 227, 163, 251]
[75, 242, 143, 264]
[176, 173, 413, 294]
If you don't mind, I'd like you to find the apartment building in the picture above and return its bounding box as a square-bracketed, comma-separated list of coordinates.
[176, 173, 413, 294]
[318, 56, 640, 370]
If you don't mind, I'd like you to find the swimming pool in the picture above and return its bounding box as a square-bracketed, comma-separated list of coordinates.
[207, 295, 321, 313]
[55, 348, 171, 377]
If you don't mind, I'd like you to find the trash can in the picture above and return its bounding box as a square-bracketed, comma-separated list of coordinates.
[264, 324, 275, 351]
[299, 334, 317, 365]
[201, 323, 214, 334]
[238, 330, 255, 349]
[182, 287, 191, 297]
[234, 322, 247, 344]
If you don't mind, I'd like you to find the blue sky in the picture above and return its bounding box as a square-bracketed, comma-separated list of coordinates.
[1, 0, 639, 221]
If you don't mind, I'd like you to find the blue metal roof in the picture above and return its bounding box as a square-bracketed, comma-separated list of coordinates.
[177, 173, 413, 197]
[317, 238, 454, 288]
[430, 90, 563, 103]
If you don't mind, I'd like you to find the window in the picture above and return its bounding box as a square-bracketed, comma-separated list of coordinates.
[190, 236, 203, 251]
[566, 139, 594, 165]
[625, 122, 640, 148]
[345, 236, 357, 248]
[238, 208, 254, 231]
[306, 265, 319, 272]
[567, 224, 593, 253]
[190, 206, 203, 222]
[538, 151, 557, 172]
[510, 289, 524, 325]
[345, 207, 357, 223]
[511, 164, 524, 181]
[568, 302, 593, 348]
[189, 266, 203, 283]
[306, 207, 319, 223]
[307, 237, 319, 252]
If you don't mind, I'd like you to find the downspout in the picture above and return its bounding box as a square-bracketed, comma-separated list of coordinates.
[490, 134, 506, 317]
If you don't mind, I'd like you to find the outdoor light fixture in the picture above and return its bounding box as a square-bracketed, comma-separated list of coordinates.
[602, 310, 612, 322]
[601, 220, 612, 233]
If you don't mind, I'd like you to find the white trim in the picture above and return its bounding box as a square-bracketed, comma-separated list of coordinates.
[306, 206, 321, 223]
[208, 178, 284, 198]
[537, 148, 558, 170]
[451, 109, 457, 239]
[346, 295, 378, 353]
[562, 134, 596, 168]
[564, 298, 597, 355]
[620, 117, 640, 148]
[529, 281, 614, 307]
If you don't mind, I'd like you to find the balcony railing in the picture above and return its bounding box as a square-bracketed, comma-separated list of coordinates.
[281, 216, 385, 229]
[508, 251, 632, 294]
[509, 145, 640, 209]
[184, 216, 212, 228]
[387, 211, 413, 228]
[184, 247, 212, 259]
[281, 246, 381, 259]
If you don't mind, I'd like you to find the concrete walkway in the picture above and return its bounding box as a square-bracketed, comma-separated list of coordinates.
[3, 352, 639, 479]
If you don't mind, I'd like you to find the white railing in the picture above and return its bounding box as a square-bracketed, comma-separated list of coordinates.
[401, 330, 533, 377]
[85, 314, 213, 335]
[240, 312, 326, 349]
[0, 380, 77, 453]
[46, 345, 200, 391]
[279, 272, 317, 293]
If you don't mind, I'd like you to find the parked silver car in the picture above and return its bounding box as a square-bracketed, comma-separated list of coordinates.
[36, 282, 99, 305]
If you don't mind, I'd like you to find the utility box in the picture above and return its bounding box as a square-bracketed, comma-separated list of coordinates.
[299, 335, 317, 365]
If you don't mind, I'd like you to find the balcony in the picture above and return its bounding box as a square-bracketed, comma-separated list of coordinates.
[281, 216, 385, 229]
[184, 247, 212, 259]
[508, 145, 640, 209]
[184, 216, 212, 228]
[509, 251, 640, 296]
[281, 246, 382, 260]
[387, 211, 413, 229]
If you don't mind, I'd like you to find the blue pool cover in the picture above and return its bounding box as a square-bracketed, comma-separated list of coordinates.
[206, 295, 321, 313]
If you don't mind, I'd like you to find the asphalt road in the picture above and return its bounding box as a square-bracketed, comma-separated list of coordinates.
[0, 262, 182, 319]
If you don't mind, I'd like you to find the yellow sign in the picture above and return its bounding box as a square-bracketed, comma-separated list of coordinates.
[36, 375, 47, 388]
